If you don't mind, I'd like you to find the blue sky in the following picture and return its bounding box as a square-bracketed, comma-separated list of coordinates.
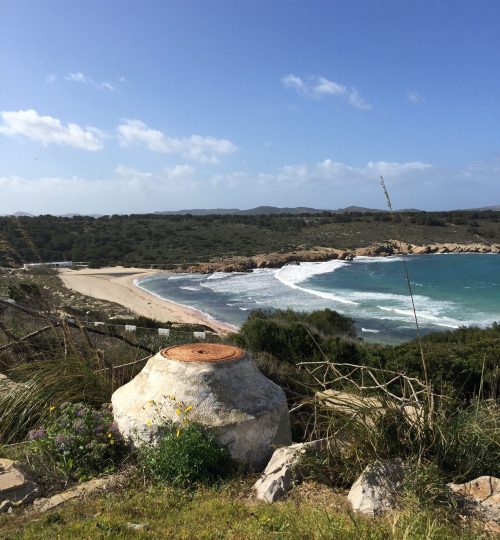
[1, 0, 499, 214]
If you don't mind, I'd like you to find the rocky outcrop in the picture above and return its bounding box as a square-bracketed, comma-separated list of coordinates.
[449, 476, 500, 534]
[178, 241, 499, 274]
[112, 344, 291, 471]
[254, 440, 324, 503]
[347, 459, 405, 515]
[0, 459, 39, 512]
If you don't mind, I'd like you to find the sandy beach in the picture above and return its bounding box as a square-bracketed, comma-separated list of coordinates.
[58, 267, 236, 334]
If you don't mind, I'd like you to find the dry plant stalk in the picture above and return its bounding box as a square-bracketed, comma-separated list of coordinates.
[379, 176, 432, 415]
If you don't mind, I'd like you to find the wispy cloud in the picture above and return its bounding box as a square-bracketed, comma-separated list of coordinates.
[2, 157, 498, 214]
[65, 71, 122, 92]
[0, 109, 105, 150]
[115, 163, 197, 186]
[407, 90, 425, 104]
[282, 74, 371, 110]
[117, 119, 238, 163]
[257, 159, 432, 188]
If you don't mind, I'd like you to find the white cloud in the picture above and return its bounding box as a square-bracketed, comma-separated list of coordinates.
[407, 90, 425, 104]
[117, 119, 238, 163]
[0, 109, 105, 150]
[258, 159, 433, 188]
[114, 164, 199, 192]
[45, 74, 57, 84]
[65, 71, 118, 91]
[2, 157, 498, 214]
[208, 159, 433, 192]
[0, 164, 199, 213]
[282, 74, 372, 110]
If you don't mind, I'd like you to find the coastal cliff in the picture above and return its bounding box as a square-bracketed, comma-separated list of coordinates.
[181, 241, 500, 274]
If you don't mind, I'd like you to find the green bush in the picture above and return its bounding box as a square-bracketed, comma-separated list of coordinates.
[402, 460, 452, 509]
[28, 402, 126, 481]
[139, 422, 234, 488]
[432, 399, 500, 480]
[238, 309, 356, 364]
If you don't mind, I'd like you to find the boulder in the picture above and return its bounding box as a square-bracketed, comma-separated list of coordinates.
[347, 459, 405, 515]
[449, 476, 500, 508]
[112, 343, 291, 471]
[315, 390, 423, 429]
[32, 473, 126, 513]
[254, 440, 324, 503]
[448, 476, 500, 532]
[0, 459, 39, 512]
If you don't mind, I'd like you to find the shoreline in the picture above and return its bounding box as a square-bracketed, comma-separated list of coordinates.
[176, 241, 499, 274]
[58, 267, 237, 334]
[57, 244, 499, 337]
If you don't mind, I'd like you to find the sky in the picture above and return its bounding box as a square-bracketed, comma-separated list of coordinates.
[1, 0, 499, 214]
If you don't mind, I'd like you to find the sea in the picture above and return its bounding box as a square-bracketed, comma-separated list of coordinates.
[134, 254, 500, 344]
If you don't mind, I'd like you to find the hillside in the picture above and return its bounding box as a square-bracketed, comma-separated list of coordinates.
[1, 210, 499, 268]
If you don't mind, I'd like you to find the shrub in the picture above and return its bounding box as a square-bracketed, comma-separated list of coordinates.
[432, 399, 500, 481]
[28, 402, 126, 481]
[402, 460, 451, 508]
[239, 309, 352, 364]
[139, 422, 234, 488]
[0, 357, 112, 444]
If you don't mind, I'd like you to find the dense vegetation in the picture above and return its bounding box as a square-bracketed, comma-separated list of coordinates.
[234, 309, 500, 400]
[1, 210, 499, 267]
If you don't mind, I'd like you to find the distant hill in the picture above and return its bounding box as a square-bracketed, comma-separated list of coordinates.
[154, 205, 386, 215]
[472, 205, 500, 211]
[4, 204, 498, 218]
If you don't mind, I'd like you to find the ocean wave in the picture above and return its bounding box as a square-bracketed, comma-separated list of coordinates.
[274, 260, 358, 305]
[374, 305, 485, 329]
[179, 286, 202, 291]
[207, 272, 232, 280]
[275, 260, 347, 286]
[354, 256, 405, 264]
[133, 280, 238, 329]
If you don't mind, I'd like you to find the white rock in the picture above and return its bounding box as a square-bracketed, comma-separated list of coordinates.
[347, 459, 404, 515]
[112, 344, 291, 471]
[0, 459, 39, 512]
[254, 440, 324, 503]
[448, 476, 500, 531]
[32, 474, 126, 513]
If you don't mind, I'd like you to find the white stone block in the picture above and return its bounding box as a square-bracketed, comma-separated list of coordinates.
[112, 344, 291, 471]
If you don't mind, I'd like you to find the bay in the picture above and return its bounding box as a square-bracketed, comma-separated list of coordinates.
[135, 254, 500, 344]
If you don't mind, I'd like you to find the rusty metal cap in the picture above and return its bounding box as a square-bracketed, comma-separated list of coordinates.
[160, 343, 246, 363]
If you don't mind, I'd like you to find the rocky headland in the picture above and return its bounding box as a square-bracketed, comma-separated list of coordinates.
[181, 241, 500, 274]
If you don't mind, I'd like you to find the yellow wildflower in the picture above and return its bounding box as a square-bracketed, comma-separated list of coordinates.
[176, 429, 181, 438]
[107, 432, 112, 438]
[110, 439, 115, 445]
[185, 405, 193, 413]
[49, 405, 55, 412]
[145, 420, 152, 427]
[175, 408, 181, 415]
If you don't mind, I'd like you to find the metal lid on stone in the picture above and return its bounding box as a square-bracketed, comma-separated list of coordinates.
[160, 343, 246, 363]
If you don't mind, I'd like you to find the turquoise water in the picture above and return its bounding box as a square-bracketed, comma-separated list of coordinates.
[136, 254, 500, 344]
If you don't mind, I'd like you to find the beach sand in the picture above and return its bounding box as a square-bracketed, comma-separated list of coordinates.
[58, 267, 236, 334]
